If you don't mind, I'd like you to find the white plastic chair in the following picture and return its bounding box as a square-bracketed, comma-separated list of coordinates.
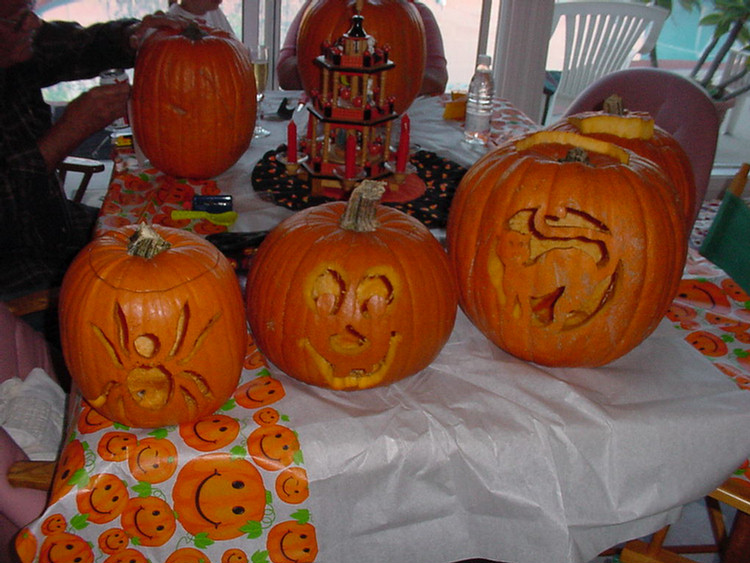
[721, 48, 750, 136]
[544, 1, 669, 122]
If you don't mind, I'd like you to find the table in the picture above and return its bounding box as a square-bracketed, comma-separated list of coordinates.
[16, 92, 750, 563]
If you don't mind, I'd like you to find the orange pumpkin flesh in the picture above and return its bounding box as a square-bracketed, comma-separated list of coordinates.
[447, 130, 687, 367]
[131, 24, 256, 179]
[59, 224, 247, 428]
[297, 0, 426, 114]
[549, 96, 696, 228]
[246, 180, 458, 390]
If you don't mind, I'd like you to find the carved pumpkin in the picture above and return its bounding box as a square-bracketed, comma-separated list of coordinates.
[59, 224, 247, 428]
[447, 131, 687, 367]
[296, 0, 426, 114]
[246, 181, 458, 390]
[549, 95, 696, 228]
[131, 24, 256, 179]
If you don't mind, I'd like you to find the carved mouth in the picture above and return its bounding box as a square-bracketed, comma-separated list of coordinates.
[300, 332, 402, 390]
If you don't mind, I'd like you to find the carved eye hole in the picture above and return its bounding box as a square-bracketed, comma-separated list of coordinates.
[357, 275, 393, 317]
[312, 269, 346, 314]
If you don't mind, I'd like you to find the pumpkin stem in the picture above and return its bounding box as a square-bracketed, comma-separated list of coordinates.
[340, 180, 386, 232]
[602, 94, 625, 115]
[182, 21, 208, 41]
[128, 223, 172, 259]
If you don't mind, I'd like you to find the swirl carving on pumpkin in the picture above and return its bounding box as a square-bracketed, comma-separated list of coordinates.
[491, 208, 620, 329]
[88, 302, 219, 416]
[299, 267, 402, 389]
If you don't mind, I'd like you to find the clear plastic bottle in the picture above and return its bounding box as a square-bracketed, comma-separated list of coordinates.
[463, 54, 494, 145]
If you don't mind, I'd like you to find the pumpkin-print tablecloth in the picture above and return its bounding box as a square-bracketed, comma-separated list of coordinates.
[14, 92, 750, 563]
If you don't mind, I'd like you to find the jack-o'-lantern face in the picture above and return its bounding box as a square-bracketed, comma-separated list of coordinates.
[180, 413, 240, 451]
[120, 496, 176, 546]
[686, 330, 729, 357]
[676, 280, 731, 311]
[299, 265, 402, 389]
[98, 431, 138, 462]
[172, 454, 266, 540]
[267, 521, 318, 563]
[275, 467, 309, 504]
[98, 528, 130, 554]
[50, 440, 86, 504]
[247, 424, 300, 471]
[39, 533, 94, 563]
[127, 437, 178, 483]
[76, 473, 129, 524]
[489, 208, 618, 330]
[722, 278, 750, 302]
[234, 375, 285, 409]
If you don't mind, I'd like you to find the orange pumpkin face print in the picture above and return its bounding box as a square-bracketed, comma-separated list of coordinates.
[127, 437, 178, 483]
[78, 401, 113, 434]
[103, 548, 150, 563]
[59, 225, 247, 428]
[41, 514, 67, 535]
[222, 548, 249, 563]
[15, 528, 38, 563]
[275, 467, 310, 504]
[165, 548, 213, 563]
[49, 440, 86, 504]
[266, 521, 318, 563]
[39, 533, 94, 563]
[180, 413, 240, 451]
[253, 406, 280, 426]
[722, 278, 750, 302]
[234, 375, 285, 409]
[98, 431, 138, 462]
[172, 453, 266, 540]
[76, 473, 129, 525]
[120, 496, 176, 546]
[98, 528, 130, 554]
[676, 279, 731, 311]
[685, 330, 729, 357]
[247, 424, 300, 471]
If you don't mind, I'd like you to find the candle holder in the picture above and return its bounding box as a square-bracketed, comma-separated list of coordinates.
[277, 152, 308, 176]
[385, 160, 417, 185]
[333, 165, 367, 191]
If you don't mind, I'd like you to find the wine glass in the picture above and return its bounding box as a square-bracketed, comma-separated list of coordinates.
[252, 45, 271, 139]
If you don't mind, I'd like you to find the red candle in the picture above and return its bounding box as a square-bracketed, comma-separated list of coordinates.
[396, 114, 410, 173]
[287, 121, 298, 163]
[345, 133, 356, 178]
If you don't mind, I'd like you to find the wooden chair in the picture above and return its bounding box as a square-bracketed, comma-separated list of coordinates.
[619, 478, 750, 563]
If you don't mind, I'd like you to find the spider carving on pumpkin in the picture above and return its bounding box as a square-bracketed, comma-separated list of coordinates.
[87, 301, 221, 419]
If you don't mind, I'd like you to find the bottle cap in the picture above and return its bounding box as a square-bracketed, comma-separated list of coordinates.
[477, 54, 491, 67]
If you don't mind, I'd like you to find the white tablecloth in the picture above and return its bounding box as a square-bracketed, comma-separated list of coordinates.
[119, 92, 750, 563]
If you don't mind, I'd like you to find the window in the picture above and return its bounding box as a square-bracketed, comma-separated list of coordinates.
[37, 0, 486, 102]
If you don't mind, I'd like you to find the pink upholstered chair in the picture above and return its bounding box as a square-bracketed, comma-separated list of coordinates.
[0, 303, 58, 561]
[561, 67, 721, 226]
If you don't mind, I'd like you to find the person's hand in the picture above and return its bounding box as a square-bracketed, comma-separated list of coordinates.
[61, 82, 131, 138]
[38, 82, 131, 171]
[128, 11, 189, 49]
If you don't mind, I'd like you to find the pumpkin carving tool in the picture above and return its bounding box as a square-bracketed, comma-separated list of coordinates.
[171, 209, 238, 226]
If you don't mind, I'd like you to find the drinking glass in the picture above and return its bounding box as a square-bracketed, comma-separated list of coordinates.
[252, 45, 271, 138]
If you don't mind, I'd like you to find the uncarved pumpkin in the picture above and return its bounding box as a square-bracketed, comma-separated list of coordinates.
[246, 180, 457, 390]
[446, 130, 687, 367]
[130, 24, 256, 179]
[548, 96, 696, 229]
[297, 0, 426, 114]
[59, 224, 247, 428]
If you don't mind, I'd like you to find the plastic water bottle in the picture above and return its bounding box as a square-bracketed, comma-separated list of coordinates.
[464, 54, 494, 145]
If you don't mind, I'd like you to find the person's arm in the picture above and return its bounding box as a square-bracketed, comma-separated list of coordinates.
[277, 2, 307, 90]
[414, 1, 447, 96]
